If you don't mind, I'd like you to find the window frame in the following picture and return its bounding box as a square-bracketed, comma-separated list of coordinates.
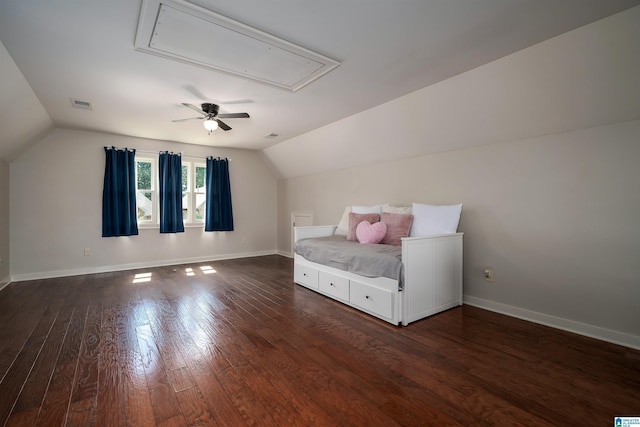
[134, 156, 207, 228]
[182, 159, 207, 226]
[135, 156, 157, 227]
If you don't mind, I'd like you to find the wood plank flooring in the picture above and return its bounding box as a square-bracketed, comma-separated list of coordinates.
[0, 255, 638, 426]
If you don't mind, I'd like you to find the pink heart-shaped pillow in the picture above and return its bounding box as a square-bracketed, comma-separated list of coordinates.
[355, 221, 387, 244]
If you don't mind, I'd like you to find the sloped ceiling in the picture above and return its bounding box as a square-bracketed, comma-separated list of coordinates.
[263, 6, 640, 178]
[0, 41, 53, 161]
[0, 0, 639, 168]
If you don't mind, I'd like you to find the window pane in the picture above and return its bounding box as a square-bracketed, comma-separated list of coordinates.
[195, 192, 205, 221]
[182, 191, 190, 222]
[182, 165, 188, 191]
[137, 191, 153, 221]
[137, 161, 152, 190]
[196, 165, 206, 190]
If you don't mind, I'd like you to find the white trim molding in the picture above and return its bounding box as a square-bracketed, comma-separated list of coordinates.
[10, 250, 277, 282]
[0, 276, 11, 292]
[277, 250, 293, 258]
[464, 295, 640, 351]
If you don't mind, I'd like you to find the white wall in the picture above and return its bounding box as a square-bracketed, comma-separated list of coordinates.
[0, 159, 9, 287]
[10, 128, 278, 279]
[275, 6, 640, 348]
[279, 120, 640, 347]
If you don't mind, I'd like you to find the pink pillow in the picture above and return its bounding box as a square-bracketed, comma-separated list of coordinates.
[356, 221, 387, 244]
[380, 212, 414, 246]
[347, 212, 380, 241]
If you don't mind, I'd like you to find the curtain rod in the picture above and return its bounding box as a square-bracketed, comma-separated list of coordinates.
[105, 147, 231, 161]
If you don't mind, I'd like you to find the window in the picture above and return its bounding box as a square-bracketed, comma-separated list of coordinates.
[182, 161, 206, 224]
[135, 157, 156, 224]
[135, 156, 206, 227]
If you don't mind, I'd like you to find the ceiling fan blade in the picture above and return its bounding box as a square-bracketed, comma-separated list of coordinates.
[182, 85, 208, 101]
[222, 99, 254, 105]
[182, 102, 205, 114]
[217, 112, 250, 119]
[172, 116, 204, 122]
[215, 119, 232, 131]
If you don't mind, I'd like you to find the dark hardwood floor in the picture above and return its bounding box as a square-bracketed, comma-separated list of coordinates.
[0, 255, 638, 426]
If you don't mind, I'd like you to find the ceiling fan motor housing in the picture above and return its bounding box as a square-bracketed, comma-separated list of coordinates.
[201, 103, 219, 116]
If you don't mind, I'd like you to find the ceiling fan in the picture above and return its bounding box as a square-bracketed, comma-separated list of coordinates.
[172, 103, 250, 133]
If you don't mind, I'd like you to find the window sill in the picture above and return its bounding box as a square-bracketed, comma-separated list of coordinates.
[137, 223, 205, 230]
[185, 223, 205, 228]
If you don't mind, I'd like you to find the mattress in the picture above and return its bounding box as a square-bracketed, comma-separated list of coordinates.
[294, 235, 403, 281]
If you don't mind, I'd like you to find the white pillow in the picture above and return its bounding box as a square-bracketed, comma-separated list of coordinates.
[383, 205, 412, 215]
[410, 203, 462, 236]
[352, 204, 384, 214]
[334, 206, 352, 236]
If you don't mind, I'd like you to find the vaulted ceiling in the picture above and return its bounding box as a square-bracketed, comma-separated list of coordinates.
[1, 0, 639, 165]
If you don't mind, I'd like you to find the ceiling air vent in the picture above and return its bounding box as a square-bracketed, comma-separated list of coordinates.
[70, 98, 93, 110]
[134, 0, 340, 92]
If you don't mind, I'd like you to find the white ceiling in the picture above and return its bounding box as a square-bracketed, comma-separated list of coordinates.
[1, 0, 639, 163]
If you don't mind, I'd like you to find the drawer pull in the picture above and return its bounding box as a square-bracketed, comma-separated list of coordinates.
[303, 273, 307, 276]
[330, 282, 335, 287]
[365, 295, 370, 299]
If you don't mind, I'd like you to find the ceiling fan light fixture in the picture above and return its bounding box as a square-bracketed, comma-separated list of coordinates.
[203, 118, 218, 131]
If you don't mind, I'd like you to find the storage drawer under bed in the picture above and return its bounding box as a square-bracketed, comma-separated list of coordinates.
[349, 280, 394, 320]
[294, 263, 319, 289]
[319, 271, 349, 302]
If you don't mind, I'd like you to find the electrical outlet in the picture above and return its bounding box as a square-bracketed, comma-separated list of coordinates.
[84, 248, 91, 256]
[483, 266, 494, 282]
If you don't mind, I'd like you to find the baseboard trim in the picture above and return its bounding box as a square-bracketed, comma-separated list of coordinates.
[10, 250, 278, 282]
[0, 276, 10, 292]
[464, 295, 640, 351]
[277, 250, 293, 258]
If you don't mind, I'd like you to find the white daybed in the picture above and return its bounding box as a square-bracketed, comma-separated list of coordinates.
[293, 225, 463, 326]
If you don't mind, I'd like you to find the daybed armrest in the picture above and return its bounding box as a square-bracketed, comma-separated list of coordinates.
[400, 232, 464, 324]
[294, 225, 337, 243]
[401, 232, 464, 261]
[401, 232, 464, 244]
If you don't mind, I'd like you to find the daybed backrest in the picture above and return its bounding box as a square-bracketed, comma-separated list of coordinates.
[334, 202, 463, 239]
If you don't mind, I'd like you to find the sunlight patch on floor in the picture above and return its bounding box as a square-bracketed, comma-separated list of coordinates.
[200, 265, 216, 274]
[132, 272, 152, 283]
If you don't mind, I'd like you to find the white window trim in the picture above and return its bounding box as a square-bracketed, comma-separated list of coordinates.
[135, 156, 157, 228]
[182, 159, 207, 226]
[135, 156, 206, 228]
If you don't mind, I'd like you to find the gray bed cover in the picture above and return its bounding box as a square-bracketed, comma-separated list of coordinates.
[294, 235, 403, 283]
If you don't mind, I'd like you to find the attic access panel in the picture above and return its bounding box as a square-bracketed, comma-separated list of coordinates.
[135, 0, 340, 92]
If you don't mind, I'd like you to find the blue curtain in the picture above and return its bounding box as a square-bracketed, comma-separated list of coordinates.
[205, 157, 234, 231]
[159, 152, 185, 233]
[102, 147, 138, 237]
